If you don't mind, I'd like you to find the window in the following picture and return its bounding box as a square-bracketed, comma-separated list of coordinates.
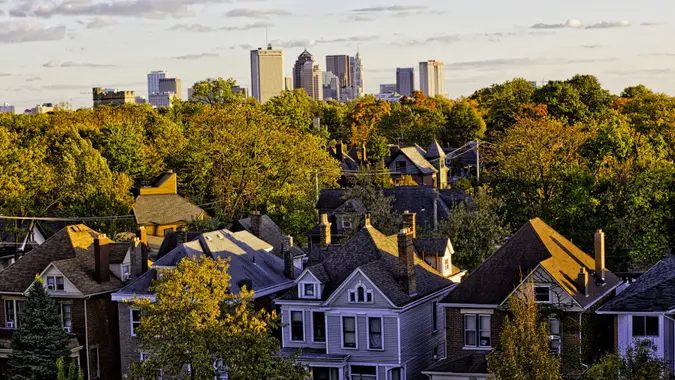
[304, 284, 315, 298]
[432, 301, 438, 331]
[348, 283, 373, 304]
[342, 316, 357, 348]
[60, 304, 73, 332]
[4, 300, 25, 329]
[342, 216, 352, 229]
[357, 287, 365, 302]
[123, 264, 131, 281]
[535, 286, 551, 303]
[131, 309, 141, 336]
[351, 365, 376, 380]
[395, 161, 407, 174]
[633, 316, 659, 337]
[313, 312, 326, 342]
[90, 346, 100, 378]
[368, 317, 383, 350]
[433, 346, 439, 361]
[444, 258, 449, 270]
[390, 368, 402, 380]
[290, 311, 304, 342]
[464, 314, 491, 348]
[46, 276, 65, 291]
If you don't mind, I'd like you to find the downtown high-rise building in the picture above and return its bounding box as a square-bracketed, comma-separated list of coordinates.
[350, 52, 364, 98]
[293, 49, 314, 90]
[0, 103, 15, 114]
[250, 44, 284, 103]
[159, 78, 182, 100]
[325, 55, 351, 88]
[419, 60, 445, 97]
[285, 77, 293, 91]
[396, 67, 415, 97]
[147, 70, 167, 97]
[301, 61, 323, 101]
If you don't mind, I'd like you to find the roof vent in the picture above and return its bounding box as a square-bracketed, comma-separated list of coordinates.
[216, 234, 224, 240]
[205, 236, 212, 241]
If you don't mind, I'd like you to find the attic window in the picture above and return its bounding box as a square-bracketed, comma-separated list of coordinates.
[348, 283, 373, 304]
[534, 286, 551, 303]
[342, 216, 352, 229]
[46, 276, 65, 292]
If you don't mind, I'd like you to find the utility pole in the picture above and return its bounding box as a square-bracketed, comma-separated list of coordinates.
[475, 140, 480, 184]
[315, 170, 319, 203]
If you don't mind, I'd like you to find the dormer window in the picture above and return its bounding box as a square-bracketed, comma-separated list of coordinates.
[348, 282, 373, 303]
[46, 276, 65, 291]
[342, 216, 352, 229]
[304, 283, 315, 298]
[299, 282, 319, 299]
[123, 264, 131, 281]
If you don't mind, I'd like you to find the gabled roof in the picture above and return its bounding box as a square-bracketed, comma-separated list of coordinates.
[442, 218, 620, 309]
[0, 225, 126, 295]
[133, 194, 205, 225]
[391, 146, 438, 175]
[425, 139, 446, 160]
[237, 214, 305, 257]
[598, 255, 675, 313]
[109, 244, 130, 264]
[282, 225, 454, 306]
[414, 238, 453, 258]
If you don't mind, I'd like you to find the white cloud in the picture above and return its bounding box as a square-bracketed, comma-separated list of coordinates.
[0, 21, 66, 43]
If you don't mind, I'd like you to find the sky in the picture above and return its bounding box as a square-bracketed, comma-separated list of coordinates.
[1, 0, 674, 111]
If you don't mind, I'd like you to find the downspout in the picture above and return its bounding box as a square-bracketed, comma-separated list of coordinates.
[84, 296, 91, 378]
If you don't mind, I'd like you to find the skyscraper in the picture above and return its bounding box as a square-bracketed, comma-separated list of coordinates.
[301, 61, 323, 101]
[147, 70, 166, 97]
[250, 44, 284, 103]
[396, 67, 415, 97]
[293, 49, 314, 90]
[419, 60, 445, 97]
[322, 71, 339, 100]
[379, 84, 396, 93]
[285, 77, 293, 91]
[350, 52, 364, 98]
[158, 78, 182, 100]
[0, 103, 15, 114]
[326, 55, 351, 88]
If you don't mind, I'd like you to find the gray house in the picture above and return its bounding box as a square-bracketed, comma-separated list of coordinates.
[276, 214, 459, 380]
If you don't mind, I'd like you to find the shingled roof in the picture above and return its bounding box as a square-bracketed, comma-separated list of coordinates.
[0, 225, 126, 295]
[393, 146, 438, 175]
[282, 225, 454, 307]
[133, 194, 206, 225]
[237, 214, 305, 258]
[598, 255, 675, 313]
[442, 218, 620, 309]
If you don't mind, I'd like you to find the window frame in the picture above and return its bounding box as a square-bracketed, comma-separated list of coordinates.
[348, 284, 374, 304]
[303, 283, 316, 298]
[432, 301, 438, 332]
[60, 303, 73, 331]
[534, 286, 551, 303]
[4, 299, 25, 329]
[289, 309, 305, 342]
[122, 264, 131, 281]
[389, 368, 402, 380]
[130, 309, 141, 337]
[341, 315, 358, 349]
[632, 315, 659, 337]
[463, 313, 492, 349]
[350, 365, 376, 380]
[367, 316, 384, 350]
[312, 311, 326, 343]
[341, 216, 352, 229]
[46, 275, 66, 291]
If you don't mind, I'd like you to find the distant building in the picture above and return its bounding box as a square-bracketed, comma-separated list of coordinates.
[323, 71, 340, 100]
[0, 103, 14, 114]
[147, 70, 167, 97]
[284, 77, 293, 91]
[135, 96, 147, 104]
[419, 60, 445, 97]
[350, 52, 364, 98]
[25, 103, 55, 114]
[231, 86, 249, 98]
[158, 78, 182, 99]
[93, 88, 136, 107]
[379, 83, 396, 93]
[396, 67, 415, 97]
[148, 93, 178, 108]
[293, 49, 314, 90]
[325, 54, 351, 87]
[375, 91, 403, 103]
[301, 61, 323, 101]
[250, 45, 284, 103]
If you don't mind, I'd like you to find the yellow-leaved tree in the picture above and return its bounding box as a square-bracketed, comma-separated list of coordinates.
[128, 256, 307, 380]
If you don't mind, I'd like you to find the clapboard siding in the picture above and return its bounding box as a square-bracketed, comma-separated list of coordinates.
[281, 306, 327, 350]
[326, 314, 399, 364]
[400, 296, 448, 380]
[330, 272, 394, 309]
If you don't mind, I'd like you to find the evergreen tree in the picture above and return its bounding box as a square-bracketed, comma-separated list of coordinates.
[8, 275, 70, 380]
[56, 358, 84, 380]
[487, 282, 562, 380]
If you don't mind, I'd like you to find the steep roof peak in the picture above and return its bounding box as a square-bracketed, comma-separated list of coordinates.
[425, 138, 446, 159]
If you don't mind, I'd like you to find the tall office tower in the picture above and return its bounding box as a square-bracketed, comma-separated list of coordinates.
[325, 55, 351, 88]
[379, 84, 396, 93]
[158, 78, 182, 100]
[0, 103, 15, 114]
[396, 67, 415, 96]
[419, 60, 445, 97]
[250, 44, 285, 103]
[293, 49, 314, 90]
[147, 70, 166, 97]
[301, 61, 323, 101]
[350, 52, 364, 98]
[322, 71, 340, 100]
[284, 77, 293, 91]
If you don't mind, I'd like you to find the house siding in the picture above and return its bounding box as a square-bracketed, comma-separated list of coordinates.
[400, 297, 448, 380]
[617, 314, 666, 358]
[118, 302, 140, 378]
[325, 314, 399, 364]
[329, 272, 394, 309]
[280, 306, 326, 350]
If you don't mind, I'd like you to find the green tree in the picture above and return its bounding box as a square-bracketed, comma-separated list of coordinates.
[470, 78, 536, 133]
[189, 77, 245, 106]
[8, 276, 70, 380]
[533, 80, 588, 125]
[436, 187, 509, 271]
[56, 358, 84, 380]
[441, 98, 486, 146]
[264, 89, 319, 135]
[584, 342, 674, 380]
[487, 282, 562, 380]
[567, 74, 612, 116]
[129, 256, 307, 380]
[342, 170, 402, 235]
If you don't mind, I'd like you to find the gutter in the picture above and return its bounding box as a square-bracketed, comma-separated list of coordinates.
[84, 296, 91, 379]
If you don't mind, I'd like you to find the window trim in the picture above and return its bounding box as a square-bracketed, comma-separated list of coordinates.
[46, 275, 66, 291]
[432, 301, 438, 332]
[130, 309, 141, 337]
[534, 285, 551, 304]
[341, 315, 358, 350]
[348, 283, 374, 304]
[366, 316, 384, 351]
[289, 309, 305, 343]
[311, 311, 326, 343]
[60, 302, 73, 331]
[463, 313, 492, 350]
[122, 264, 131, 281]
[389, 367, 403, 380]
[632, 315, 660, 337]
[341, 215, 352, 229]
[4, 299, 25, 329]
[303, 283, 316, 298]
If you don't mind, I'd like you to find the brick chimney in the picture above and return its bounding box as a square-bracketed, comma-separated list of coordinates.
[251, 211, 263, 238]
[319, 214, 331, 248]
[364, 214, 372, 228]
[283, 247, 295, 280]
[94, 234, 111, 283]
[336, 141, 345, 161]
[578, 267, 589, 296]
[403, 211, 416, 238]
[398, 228, 417, 296]
[137, 226, 149, 275]
[594, 229, 605, 281]
[176, 226, 188, 246]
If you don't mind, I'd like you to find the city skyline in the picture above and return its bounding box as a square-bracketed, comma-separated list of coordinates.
[0, 0, 674, 110]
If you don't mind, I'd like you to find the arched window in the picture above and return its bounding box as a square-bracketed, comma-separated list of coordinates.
[348, 282, 374, 304]
[357, 286, 365, 302]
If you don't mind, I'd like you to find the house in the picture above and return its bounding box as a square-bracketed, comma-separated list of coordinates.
[0, 225, 146, 380]
[386, 140, 448, 189]
[0, 220, 47, 271]
[443, 142, 481, 184]
[276, 214, 460, 380]
[111, 228, 301, 378]
[132, 171, 206, 237]
[328, 141, 366, 186]
[424, 219, 621, 380]
[596, 255, 675, 369]
[309, 187, 467, 251]
[234, 211, 306, 266]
